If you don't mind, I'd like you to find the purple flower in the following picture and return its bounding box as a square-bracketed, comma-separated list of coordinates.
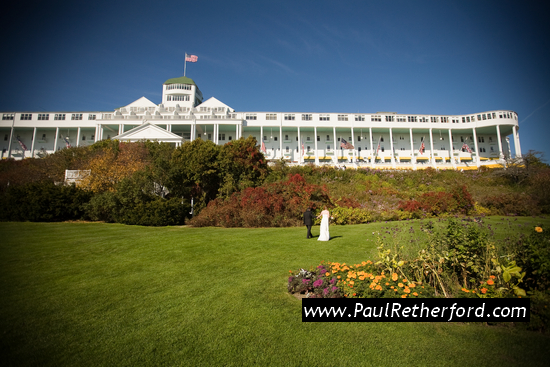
[330, 278, 336, 284]
[313, 279, 323, 288]
[323, 288, 329, 295]
[302, 279, 310, 284]
[288, 276, 294, 283]
[332, 286, 338, 292]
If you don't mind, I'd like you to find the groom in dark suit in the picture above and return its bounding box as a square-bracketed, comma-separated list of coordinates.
[303, 208, 314, 239]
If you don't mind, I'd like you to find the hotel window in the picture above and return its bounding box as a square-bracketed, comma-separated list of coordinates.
[407, 116, 417, 122]
[487, 113, 492, 119]
[245, 114, 257, 120]
[326, 135, 330, 140]
[71, 114, 83, 120]
[492, 113, 496, 119]
[284, 114, 295, 120]
[302, 114, 312, 121]
[219, 133, 225, 140]
[102, 114, 112, 119]
[207, 133, 212, 140]
[371, 115, 381, 122]
[386, 115, 394, 122]
[82, 136, 86, 141]
[88, 114, 96, 120]
[477, 114, 482, 120]
[355, 115, 365, 121]
[399, 136, 405, 140]
[489, 137, 493, 142]
[307, 146, 311, 152]
[38, 114, 49, 120]
[263, 136, 267, 141]
[420, 117, 428, 123]
[467, 116, 470, 122]
[380, 137, 384, 142]
[327, 145, 331, 151]
[319, 115, 330, 121]
[478, 137, 484, 143]
[462, 117, 465, 123]
[4, 134, 7, 141]
[284, 134, 289, 140]
[482, 114, 486, 120]
[317, 136, 320, 141]
[381, 147, 385, 152]
[286, 146, 289, 153]
[167, 95, 189, 102]
[441, 117, 448, 123]
[338, 114, 348, 121]
[2, 113, 14, 120]
[166, 84, 191, 90]
[490, 146, 494, 152]
[296, 137, 299, 141]
[357, 136, 361, 141]
[431, 117, 439, 123]
[266, 113, 277, 120]
[20, 114, 32, 120]
[461, 136, 464, 142]
[91, 134, 95, 140]
[274, 137, 277, 141]
[306, 136, 311, 141]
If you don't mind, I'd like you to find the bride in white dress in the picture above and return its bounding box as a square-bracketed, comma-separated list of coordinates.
[317, 207, 332, 241]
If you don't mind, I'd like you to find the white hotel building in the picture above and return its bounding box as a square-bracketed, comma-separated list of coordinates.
[1, 76, 521, 169]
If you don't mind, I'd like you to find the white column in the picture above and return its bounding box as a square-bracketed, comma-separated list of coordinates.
[513, 125, 522, 158]
[369, 127, 374, 167]
[30, 127, 37, 158]
[215, 124, 219, 144]
[389, 128, 395, 167]
[472, 128, 480, 167]
[409, 128, 416, 169]
[7, 125, 14, 158]
[167, 124, 172, 133]
[429, 128, 436, 167]
[279, 125, 283, 159]
[297, 126, 302, 164]
[448, 129, 455, 169]
[496, 125, 503, 159]
[55, 127, 59, 151]
[94, 125, 99, 142]
[333, 126, 337, 164]
[351, 127, 356, 164]
[76, 127, 81, 147]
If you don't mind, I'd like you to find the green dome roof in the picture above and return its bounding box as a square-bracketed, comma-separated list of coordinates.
[163, 76, 196, 85]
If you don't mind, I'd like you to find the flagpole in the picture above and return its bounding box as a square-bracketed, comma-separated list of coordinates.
[184, 53, 187, 76]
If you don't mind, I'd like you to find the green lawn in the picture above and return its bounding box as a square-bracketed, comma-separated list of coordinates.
[1, 219, 549, 366]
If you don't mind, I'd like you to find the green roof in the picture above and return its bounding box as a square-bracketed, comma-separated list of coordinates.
[163, 76, 196, 86]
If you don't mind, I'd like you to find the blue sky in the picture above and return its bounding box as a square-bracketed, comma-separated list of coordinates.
[1, 0, 548, 159]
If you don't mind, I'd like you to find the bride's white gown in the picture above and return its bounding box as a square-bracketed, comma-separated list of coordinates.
[318, 214, 330, 241]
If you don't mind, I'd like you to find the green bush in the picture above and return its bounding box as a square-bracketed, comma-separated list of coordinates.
[0, 181, 92, 222]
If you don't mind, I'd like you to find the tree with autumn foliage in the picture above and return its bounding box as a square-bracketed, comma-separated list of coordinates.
[79, 141, 149, 193]
[218, 136, 270, 198]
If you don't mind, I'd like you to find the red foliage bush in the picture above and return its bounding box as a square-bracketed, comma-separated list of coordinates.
[190, 174, 331, 227]
[398, 185, 475, 217]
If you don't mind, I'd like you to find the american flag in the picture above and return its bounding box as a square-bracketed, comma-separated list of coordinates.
[63, 136, 71, 148]
[375, 136, 381, 157]
[185, 54, 198, 62]
[261, 141, 266, 153]
[340, 138, 354, 149]
[461, 143, 472, 153]
[301, 140, 304, 156]
[419, 138, 425, 155]
[16, 136, 27, 150]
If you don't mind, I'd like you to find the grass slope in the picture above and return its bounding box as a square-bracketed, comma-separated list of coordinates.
[1, 219, 549, 366]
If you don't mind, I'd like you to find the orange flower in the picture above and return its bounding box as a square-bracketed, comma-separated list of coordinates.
[289, 270, 292, 273]
[385, 282, 390, 286]
[398, 283, 404, 288]
[535, 227, 543, 233]
[325, 272, 330, 276]
[353, 293, 356, 296]
[349, 280, 355, 285]
[337, 276, 341, 279]
[404, 287, 411, 294]
[413, 292, 418, 296]
[487, 279, 494, 286]
[392, 273, 398, 281]
[375, 284, 382, 291]
[409, 283, 416, 288]
[390, 286, 394, 289]
[403, 279, 408, 283]
[401, 294, 407, 298]
[490, 275, 496, 279]
[461, 288, 470, 293]
[481, 288, 488, 294]
[394, 288, 398, 292]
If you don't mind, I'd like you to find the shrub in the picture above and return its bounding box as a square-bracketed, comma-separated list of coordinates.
[0, 181, 92, 222]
